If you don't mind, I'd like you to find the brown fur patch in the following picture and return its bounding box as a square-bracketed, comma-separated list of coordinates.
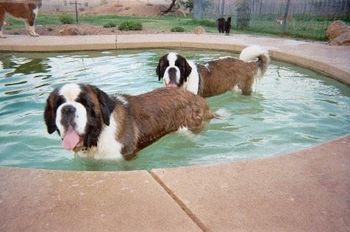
[0, 1, 42, 36]
[198, 58, 259, 97]
[114, 87, 213, 159]
[86, 85, 101, 114]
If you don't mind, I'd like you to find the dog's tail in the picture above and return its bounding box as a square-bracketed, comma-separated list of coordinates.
[239, 45, 270, 78]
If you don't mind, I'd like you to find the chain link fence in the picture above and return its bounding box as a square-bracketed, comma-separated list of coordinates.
[193, 0, 350, 40]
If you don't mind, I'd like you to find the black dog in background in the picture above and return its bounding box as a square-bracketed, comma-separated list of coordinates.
[217, 17, 225, 33]
[217, 17, 231, 35]
[224, 17, 231, 35]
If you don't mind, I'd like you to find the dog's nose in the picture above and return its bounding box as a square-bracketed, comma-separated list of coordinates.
[61, 105, 76, 115]
[168, 67, 177, 74]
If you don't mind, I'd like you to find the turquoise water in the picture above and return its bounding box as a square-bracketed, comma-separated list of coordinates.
[0, 49, 349, 171]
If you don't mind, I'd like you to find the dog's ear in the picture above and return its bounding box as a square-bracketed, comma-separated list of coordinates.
[93, 86, 115, 126]
[44, 89, 59, 134]
[156, 58, 165, 81]
[157, 54, 170, 81]
[156, 60, 162, 81]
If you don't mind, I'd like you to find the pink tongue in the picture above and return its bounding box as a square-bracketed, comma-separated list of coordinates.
[62, 127, 80, 150]
[167, 83, 177, 88]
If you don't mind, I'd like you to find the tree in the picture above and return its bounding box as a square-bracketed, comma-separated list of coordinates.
[161, 0, 177, 15]
[161, 0, 193, 15]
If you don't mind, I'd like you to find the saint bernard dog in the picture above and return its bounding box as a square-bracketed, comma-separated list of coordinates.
[0, 0, 42, 38]
[156, 45, 270, 97]
[44, 83, 214, 160]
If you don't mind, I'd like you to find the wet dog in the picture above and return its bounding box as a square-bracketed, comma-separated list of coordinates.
[44, 84, 213, 160]
[156, 45, 270, 97]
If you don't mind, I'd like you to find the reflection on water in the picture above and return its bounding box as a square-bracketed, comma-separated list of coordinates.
[4, 58, 50, 76]
[1, 55, 52, 96]
[0, 49, 349, 171]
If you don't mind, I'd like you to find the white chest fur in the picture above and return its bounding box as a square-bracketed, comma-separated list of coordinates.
[183, 61, 200, 95]
[77, 115, 124, 160]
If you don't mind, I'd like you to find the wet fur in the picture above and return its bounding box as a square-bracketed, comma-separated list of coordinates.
[114, 88, 213, 159]
[197, 57, 265, 97]
[45, 85, 213, 160]
[157, 48, 269, 98]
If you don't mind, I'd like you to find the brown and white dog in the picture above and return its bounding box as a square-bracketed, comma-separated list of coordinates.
[156, 46, 270, 97]
[0, 0, 42, 38]
[44, 83, 213, 160]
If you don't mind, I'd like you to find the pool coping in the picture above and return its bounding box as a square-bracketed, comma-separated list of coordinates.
[0, 33, 350, 231]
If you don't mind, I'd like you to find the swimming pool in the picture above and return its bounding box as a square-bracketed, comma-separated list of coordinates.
[0, 49, 349, 171]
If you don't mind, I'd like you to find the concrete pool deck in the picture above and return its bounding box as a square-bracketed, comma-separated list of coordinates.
[0, 33, 350, 231]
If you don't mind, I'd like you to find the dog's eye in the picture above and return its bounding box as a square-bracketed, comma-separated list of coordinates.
[76, 96, 89, 107]
[76, 96, 94, 113]
[161, 61, 169, 72]
[175, 60, 184, 71]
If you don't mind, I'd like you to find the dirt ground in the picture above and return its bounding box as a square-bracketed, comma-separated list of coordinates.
[4, 0, 189, 36]
[80, 2, 163, 17]
[42, 0, 188, 17]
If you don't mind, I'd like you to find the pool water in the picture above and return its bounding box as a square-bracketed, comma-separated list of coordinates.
[0, 49, 349, 171]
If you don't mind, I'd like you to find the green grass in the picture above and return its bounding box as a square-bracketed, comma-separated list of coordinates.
[237, 14, 350, 40]
[119, 21, 142, 31]
[5, 14, 218, 33]
[4, 13, 348, 41]
[59, 14, 74, 24]
[239, 18, 333, 40]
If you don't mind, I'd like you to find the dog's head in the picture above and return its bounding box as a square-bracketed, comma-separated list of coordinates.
[156, 52, 192, 88]
[44, 83, 115, 152]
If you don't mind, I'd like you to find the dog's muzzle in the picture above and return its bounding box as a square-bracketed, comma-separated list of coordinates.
[60, 104, 81, 150]
[165, 67, 179, 87]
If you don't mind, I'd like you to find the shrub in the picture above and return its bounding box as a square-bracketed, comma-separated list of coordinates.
[103, 22, 116, 28]
[171, 26, 185, 32]
[118, 21, 142, 31]
[59, 14, 74, 24]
